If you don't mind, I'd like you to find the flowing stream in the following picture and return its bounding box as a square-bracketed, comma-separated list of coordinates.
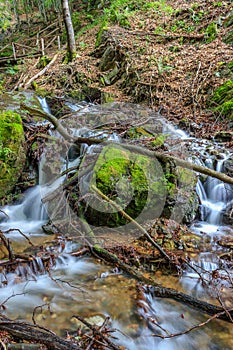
[0, 100, 232, 349]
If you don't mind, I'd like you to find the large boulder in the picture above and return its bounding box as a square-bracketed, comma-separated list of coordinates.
[79, 144, 166, 227]
[78, 143, 198, 228]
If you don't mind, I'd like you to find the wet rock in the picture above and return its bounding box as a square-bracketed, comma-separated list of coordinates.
[71, 314, 106, 329]
[0, 91, 42, 122]
[214, 131, 233, 143]
[217, 238, 233, 250]
[42, 223, 59, 235]
[223, 158, 233, 177]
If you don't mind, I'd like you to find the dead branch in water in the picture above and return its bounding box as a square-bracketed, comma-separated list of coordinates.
[0, 314, 80, 350]
[77, 217, 233, 323]
[21, 103, 233, 186]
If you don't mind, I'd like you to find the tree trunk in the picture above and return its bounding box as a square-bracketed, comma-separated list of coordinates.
[13, 0, 20, 28]
[61, 0, 76, 62]
[37, 0, 47, 23]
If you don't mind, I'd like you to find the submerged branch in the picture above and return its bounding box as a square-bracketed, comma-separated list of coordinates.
[72, 315, 121, 350]
[152, 309, 231, 339]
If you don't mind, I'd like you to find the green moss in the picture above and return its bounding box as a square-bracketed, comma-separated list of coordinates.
[37, 55, 51, 69]
[176, 166, 197, 187]
[126, 126, 154, 139]
[228, 61, 233, 71]
[95, 24, 109, 48]
[0, 110, 26, 199]
[83, 144, 166, 227]
[205, 22, 217, 43]
[149, 134, 167, 149]
[211, 80, 233, 119]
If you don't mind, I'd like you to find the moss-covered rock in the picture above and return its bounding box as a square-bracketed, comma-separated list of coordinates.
[0, 110, 26, 199]
[0, 91, 44, 122]
[79, 143, 198, 227]
[210, 80, 233, 119]
[81, 144, 166, 227]
[161, 163, 198, 224]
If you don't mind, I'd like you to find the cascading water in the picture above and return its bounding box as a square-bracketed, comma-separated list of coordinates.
[192, 151, 233, 235]
[0, 99, 232, 349]
[0, 185, 47, 234]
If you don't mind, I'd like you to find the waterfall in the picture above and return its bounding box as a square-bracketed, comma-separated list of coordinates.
[0, 186, 47, 234]
[0, 97, 52, 234]
[196, 154, 233, 226]
[37, 96, 51, 115]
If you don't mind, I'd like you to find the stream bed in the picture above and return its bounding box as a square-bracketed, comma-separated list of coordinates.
[0, 101, 233, 349]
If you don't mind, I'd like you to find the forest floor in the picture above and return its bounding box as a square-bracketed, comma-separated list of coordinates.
[1, 0, 233, 141]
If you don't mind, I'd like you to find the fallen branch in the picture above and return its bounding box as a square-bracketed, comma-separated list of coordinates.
[21, 103, 233, 187]
[91, 184, 171, 261]
[73, 315, 120, 350]
[91, 245, 233, 322]
[121, 143, 233, 186]
[21, 103, 106, 145]
[23, 53, 58, 89]
[0, 314, 80, 350]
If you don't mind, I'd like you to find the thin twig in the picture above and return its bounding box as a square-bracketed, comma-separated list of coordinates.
[72, 315, 121, 350]
[91, 184, 171, 262]
[4, 229, 34, 246]
[153, 309, 233, 339]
